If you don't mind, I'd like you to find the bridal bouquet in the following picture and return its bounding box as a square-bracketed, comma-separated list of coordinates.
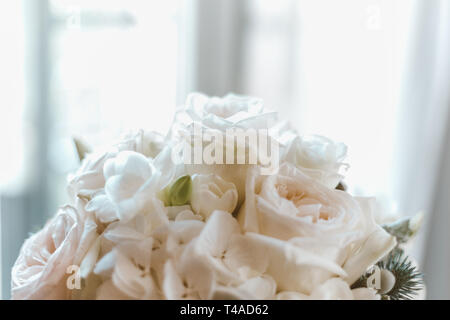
[11, 93, 424, 300]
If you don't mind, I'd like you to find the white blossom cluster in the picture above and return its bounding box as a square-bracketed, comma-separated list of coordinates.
[11, 93, 398, 300]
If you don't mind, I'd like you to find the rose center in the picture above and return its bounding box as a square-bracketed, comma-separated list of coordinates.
[275, 183, 332, 221]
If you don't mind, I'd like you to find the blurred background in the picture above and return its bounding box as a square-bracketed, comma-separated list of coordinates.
[0, 0, 449, 299]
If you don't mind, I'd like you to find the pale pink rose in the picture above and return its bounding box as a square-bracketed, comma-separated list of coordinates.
[11, 205, 98, 299]
[238, 163, 396, 294]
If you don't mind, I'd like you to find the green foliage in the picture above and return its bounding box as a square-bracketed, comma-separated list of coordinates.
[377, 248, 423, 300]
[351, 248, 424, 300]
[164, 175, 192, 206]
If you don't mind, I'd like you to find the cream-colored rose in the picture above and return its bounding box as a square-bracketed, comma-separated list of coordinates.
[172, 93, 291, 206]
[284, 135, 348, 189]
[190, 174, 238, 219]
[177, 92, 278, 132]
[238, 163, 396, 294]
[11, 205, 98, 299]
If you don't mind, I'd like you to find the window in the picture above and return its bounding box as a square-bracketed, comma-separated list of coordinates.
[47, 0, 181, 209]
[1, 0, 449, 299]
[1, 0, 182, 298]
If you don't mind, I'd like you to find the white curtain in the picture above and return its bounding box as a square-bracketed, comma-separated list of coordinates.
[413, 0, 450, 300]
[292, 0, 450, 298]
[193, 0, 450, 298]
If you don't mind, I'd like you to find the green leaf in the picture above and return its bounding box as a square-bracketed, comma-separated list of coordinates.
[165, 175, 192, 206]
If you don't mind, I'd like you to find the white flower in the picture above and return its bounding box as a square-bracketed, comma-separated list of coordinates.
[190, 174, 238, 219]
[194, 211, 269, 285]
[101, 200, 169, 244]
[68, 129, 166, 201]
[276, 278, 380, 300]
[151, 219, 205, 262]
[94, 238, 159, 300]
[212, 275, 277, 300]
[238, 163, 396, 293]
[13, 91, 421, 301]
[151, 219, 205, 287]
[177, 92, 278, 132]
[161, 212, 275, 300]
[165, 205, 204, 221]
[85, 151, 153, 223]
[173, 93, 290, 205]
[243, 232, 347, 294]
[162, 250, 214, 300]
[284, 135, 348, 188]
[67, 149, 118, 200]
[85, 150, 175, 223]
[185, 161, 255, 209]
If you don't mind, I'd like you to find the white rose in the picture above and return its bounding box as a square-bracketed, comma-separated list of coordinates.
[11, 205, 98, 299]
[190, 174, 238, 219]
[185, 160, 254, 209]
[172, 93, 290, 205]
[284, 135, 348, 189]
[238, 163, 396, 294]
[176, 92, 278, 132]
